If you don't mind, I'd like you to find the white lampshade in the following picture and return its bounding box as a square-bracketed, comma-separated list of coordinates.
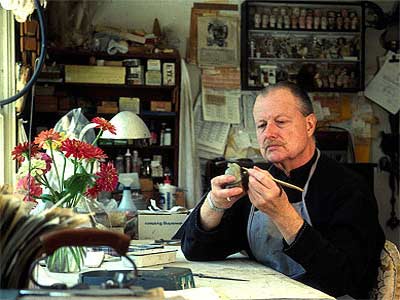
[101, 111, 151, 140]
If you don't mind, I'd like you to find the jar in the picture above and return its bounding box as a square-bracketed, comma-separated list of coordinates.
[141, 158, 152, 177]
[164, 128, 172, 146]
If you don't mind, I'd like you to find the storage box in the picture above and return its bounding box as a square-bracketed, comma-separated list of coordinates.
[65, 65, 125, 84]
[137, 212, 188, 240]
[150, 101, 172, 112]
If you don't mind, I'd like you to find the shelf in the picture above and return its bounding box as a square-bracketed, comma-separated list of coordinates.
[248, 58, 360, 63]
[245, 86, 360, 93]
[30, 47, 182, 185]
[36, 81, 176, 90]
[241, 1, 365, 91]
[249, 29, 360, 35]
[46, 47, 180, 61]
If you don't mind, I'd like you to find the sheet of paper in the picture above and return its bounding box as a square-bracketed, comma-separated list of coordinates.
[365, 51, 400, 114]
[195, 95, 230, 157]
[242, 93, 259, 148]
[202, 87, 241, 124]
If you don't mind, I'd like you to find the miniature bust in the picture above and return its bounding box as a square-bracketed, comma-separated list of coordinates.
[321, 16, 327, 30]
[291, 15, 298, 29]
[276, 15, 283, 29]
[284, 15, 291, 29]
[351, 16, 358, 30]
[314, 16, 321, 30]
[269, 14, 276, 28]
[306, 15, 313, 29]
[254, 13, 261, 28]
[299, 15, 306, 29]
[262, 14, 269, 28]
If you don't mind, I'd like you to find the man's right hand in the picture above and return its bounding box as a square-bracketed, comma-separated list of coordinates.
[200, 175, 244, 231]
[210, 174, 244, 209]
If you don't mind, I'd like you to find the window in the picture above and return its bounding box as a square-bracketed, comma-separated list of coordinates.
[0, 9, 16, 187]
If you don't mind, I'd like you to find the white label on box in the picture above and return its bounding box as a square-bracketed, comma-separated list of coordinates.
[137, 213, 187, 240]
[147, 59, 161, 71]
[163, 63, 175, 86]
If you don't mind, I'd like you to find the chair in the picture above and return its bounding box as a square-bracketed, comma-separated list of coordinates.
[370, 240, 400, 300]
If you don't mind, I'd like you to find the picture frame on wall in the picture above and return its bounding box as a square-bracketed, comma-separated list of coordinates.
[197, 15, 239, 67]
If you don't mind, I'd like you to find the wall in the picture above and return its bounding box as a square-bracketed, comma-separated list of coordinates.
[54, 0, 400, 245]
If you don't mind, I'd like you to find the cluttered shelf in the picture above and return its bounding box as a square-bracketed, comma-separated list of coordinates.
[46, 46, 181, 61]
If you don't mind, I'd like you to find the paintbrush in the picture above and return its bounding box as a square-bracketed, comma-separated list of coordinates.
[241, 167, 304, 192]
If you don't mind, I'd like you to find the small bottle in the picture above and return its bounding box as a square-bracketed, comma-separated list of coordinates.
[141, 158, 152, 177]
[149, 121, 158, 145]
[159, 122, 166, 146]
[164, 128, 172, 146]
[115, 154, 124, 173]
[124, 149, 132, 173]
[131, 150, 141, 173]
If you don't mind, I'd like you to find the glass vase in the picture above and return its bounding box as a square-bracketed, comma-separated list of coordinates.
[46, 246, 86, 273]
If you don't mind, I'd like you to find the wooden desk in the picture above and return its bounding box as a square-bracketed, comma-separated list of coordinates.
[36, 248, 335, 300]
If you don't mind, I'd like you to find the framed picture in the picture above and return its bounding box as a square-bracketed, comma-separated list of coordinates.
[197, 15, 239, 67]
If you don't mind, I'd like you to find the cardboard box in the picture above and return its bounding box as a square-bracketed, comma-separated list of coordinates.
[137, 212, 188, 240]
[150, 101, 172, 112]
[65, 65, 125, 84]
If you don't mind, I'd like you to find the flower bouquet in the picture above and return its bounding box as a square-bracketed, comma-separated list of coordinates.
[12, 117, 119, 272]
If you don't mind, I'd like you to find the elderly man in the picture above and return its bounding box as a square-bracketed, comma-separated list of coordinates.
[178, 81, 384, 299]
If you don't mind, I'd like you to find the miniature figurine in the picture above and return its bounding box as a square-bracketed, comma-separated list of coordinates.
[262, 14, 269, 28]
[277, 15, 283, 29]
[314, 9, 322, 18]
[291, 15, 298, 29]
[254, 13, 261, 28]
[306, 15, 313, 29]
[351, 15, 358, 30]
[314, 16, 321, 30]
[284, 15, 291, 29]
[270, 14, 276, 28]
[292, 7, 300, 17]
[250, 40, 255, 58]
[299, 15, 306, 29]
[341, 9, 348, 18]
[300, 8, 307, 17]
[328, 73, 336, 88]
[314, 72, 323, 88]
[327, 11, 336, 30]
[280, 7, 287, 16]
[321, 16, 328, 30]
[344, 17, 351, 30]
[336, 15, 343, 30]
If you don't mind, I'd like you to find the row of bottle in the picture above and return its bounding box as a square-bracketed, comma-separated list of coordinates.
[149, 122, 172, 146]
[115, 149, 171, 179]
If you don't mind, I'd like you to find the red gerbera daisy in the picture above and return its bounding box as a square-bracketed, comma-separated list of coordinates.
[91, 117, 116, 135]
[95, 162, 118, 192]
[12, 142, 39, 163]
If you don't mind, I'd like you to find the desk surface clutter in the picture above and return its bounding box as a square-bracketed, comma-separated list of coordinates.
[36, 246, 335, 300]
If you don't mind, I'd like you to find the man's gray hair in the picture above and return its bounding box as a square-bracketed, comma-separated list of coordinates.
[257, 81, 314, 117]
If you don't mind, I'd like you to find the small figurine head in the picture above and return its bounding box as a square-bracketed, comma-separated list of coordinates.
[224, 163, 249, 191]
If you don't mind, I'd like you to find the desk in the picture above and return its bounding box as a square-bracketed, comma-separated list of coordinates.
[36, 248, 335, 300]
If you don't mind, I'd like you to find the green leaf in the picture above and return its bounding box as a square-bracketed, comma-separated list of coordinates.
[64, 173, 92, 195]
[40, 194, 55, 202]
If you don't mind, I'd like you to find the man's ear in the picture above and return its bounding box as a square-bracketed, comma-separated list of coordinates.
[305, 113, 317, 137]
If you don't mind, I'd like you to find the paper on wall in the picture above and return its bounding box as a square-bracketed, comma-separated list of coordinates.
[202, 87, 241, 124]
[195, 95, 230, 158]
[365, 51, 400, 114]
[242, 93, 259, 148]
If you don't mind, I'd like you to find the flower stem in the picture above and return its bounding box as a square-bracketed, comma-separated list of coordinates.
[48, 141, 62, 191]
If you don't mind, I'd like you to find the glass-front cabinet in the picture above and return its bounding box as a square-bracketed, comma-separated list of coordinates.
[241, 1, 365, 92]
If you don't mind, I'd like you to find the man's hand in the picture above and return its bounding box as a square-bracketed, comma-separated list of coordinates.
[247, 166, 304, 244]
[200, 174, 244, 231]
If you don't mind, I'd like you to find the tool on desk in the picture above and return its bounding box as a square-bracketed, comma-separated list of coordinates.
[193, 273, 249, 282]
[242, 167, 304, 192]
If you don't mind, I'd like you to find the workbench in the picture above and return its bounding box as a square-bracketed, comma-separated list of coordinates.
[34, 247, 335, 300]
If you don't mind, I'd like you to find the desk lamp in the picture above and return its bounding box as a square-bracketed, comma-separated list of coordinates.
[101, 111, 151, 212]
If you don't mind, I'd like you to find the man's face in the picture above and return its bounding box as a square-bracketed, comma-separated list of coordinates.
[253, 88, 316, 168]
